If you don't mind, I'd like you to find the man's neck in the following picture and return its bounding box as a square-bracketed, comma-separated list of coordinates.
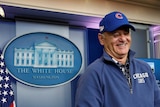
[112, 56, 128, 65]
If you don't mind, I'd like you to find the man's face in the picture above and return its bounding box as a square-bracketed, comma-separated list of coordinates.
[98, 27, 131, 59]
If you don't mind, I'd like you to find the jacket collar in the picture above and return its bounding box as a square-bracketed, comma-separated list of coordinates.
[102, 49, 136, 63]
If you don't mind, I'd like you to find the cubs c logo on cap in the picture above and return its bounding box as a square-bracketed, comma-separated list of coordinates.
[115, 13, 123, 19]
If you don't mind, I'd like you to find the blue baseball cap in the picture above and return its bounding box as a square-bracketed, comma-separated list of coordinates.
[99, 11, 135, 33]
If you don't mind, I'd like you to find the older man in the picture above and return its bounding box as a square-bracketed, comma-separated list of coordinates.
[75, 11, 160, 107]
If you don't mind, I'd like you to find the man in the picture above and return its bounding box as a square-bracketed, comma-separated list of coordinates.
[75, 11, 160, 107]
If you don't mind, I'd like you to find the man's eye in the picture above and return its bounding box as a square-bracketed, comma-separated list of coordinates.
[113, 32, 120, 37]
[124, 31, 129, 35]
[124, 29, 130, 34]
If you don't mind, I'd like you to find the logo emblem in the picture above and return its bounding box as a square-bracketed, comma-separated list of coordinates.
[133, 72, 149, 83]
[99, 26, 104, 32]
[3, 32, 82, 87]
[115, 13, 123, 19]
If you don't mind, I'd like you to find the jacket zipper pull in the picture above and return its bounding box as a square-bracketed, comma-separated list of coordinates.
[128, 78, 133, 94]
[130, 88, 133, 94]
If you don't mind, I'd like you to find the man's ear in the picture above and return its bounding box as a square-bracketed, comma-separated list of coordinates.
[98, 33, 105, 45]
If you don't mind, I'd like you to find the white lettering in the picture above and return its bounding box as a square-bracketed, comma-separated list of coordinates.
[54, 69, 72, 73]
[133, 72, 149, 79]
[17, 68, 29, 73]
[32, 68, 51, 73]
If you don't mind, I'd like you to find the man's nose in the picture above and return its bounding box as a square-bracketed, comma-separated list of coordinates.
[118, 34, 126, 41]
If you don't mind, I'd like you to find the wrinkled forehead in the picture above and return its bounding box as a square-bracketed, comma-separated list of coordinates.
[102, 26, 131, 36]
[101, 25, 131, 35]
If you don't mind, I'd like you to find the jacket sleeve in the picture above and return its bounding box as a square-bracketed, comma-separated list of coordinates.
[75, 66, 104, 107]
[154, 74, 160, 107]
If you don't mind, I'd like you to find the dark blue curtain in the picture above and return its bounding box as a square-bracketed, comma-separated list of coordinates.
[87, 28, 103, 64]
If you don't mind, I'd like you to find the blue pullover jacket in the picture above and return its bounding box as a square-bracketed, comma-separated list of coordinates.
[75, 50, 160, 107]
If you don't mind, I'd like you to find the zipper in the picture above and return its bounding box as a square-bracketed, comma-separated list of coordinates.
[119, 64, 133, 94]
[128, 77, 133, 94]
[111, 57, 133, 94]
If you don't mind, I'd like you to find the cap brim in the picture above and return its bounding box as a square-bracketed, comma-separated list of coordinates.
[127, 24, 135, 31]
[114, 24, 135, 32]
